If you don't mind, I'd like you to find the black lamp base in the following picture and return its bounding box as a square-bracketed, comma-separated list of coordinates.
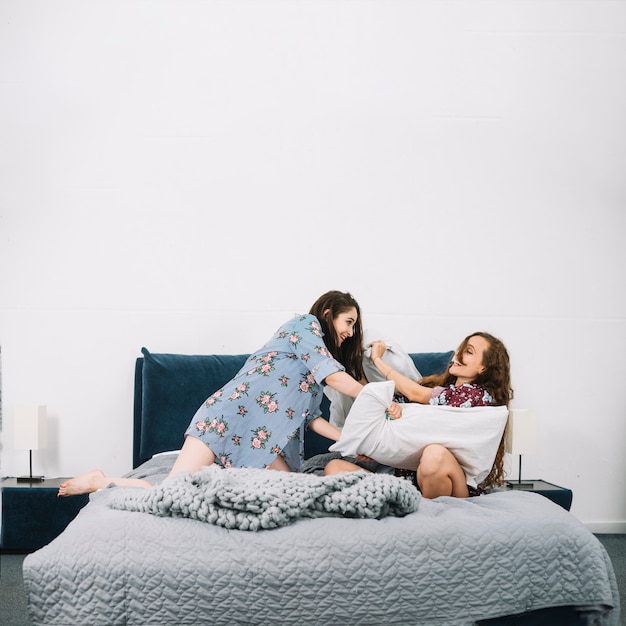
[507, 455, 535, 489]
[506, 480, 536, 489]
[17, 449, 45, 482]
[16, 475, 45, 483]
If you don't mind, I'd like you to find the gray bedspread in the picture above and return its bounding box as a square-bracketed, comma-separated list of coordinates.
[23, 454, 621, 626]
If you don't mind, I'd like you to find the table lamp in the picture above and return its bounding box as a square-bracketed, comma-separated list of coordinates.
[505, 408, 537, 489]
[14, 404, 48, 482]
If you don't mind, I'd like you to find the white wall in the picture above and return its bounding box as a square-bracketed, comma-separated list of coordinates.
[1, 0, 624, 531]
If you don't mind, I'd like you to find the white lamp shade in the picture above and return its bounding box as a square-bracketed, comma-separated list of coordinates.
[14, 404, 48, 450]
[505, 409, 537, 456]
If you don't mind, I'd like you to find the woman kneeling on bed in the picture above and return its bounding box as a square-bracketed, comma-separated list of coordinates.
[58, 290, 404, 497]
[324, 332, 513, 500]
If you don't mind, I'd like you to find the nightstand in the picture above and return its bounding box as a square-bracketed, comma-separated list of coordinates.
[1, 477, 89, 552]
[505, 479, 573, 511]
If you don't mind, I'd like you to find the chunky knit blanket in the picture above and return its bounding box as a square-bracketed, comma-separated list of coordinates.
[109, 465, 420, 531]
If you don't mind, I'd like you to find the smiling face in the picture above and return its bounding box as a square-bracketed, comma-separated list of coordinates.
[449, 335, 490, 385]
[331, 307, 358, 346]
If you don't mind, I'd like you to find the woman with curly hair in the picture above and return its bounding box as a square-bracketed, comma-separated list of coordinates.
[325, 332, 513, 499]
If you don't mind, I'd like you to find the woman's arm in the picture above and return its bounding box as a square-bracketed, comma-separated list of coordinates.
[323, 370, 364, 399]
[324, 370, 403, 421]
[307, 416, 341, 441]
[369, 340, 433, 404]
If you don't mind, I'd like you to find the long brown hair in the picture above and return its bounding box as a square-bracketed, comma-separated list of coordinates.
[420, 331, 513, 489]
[309, 290, 364, 381]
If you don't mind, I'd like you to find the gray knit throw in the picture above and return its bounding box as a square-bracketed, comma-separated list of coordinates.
[109, 465, 420, 531]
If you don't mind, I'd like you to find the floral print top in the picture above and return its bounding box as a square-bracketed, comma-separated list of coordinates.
[185, 314, 344, 472]
[429, 383, 494, 408]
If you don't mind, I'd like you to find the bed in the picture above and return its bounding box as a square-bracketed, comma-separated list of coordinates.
[23, 348, 621, 625]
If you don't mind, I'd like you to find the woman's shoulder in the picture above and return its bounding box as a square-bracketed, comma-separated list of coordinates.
[280, 313, 322, 333]
[266, 314, 325, 347]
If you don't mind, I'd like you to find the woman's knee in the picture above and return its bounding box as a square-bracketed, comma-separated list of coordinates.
[418, 444, 450, 476]
[324, 458, 361, 476]
[417, 444, 468, 498]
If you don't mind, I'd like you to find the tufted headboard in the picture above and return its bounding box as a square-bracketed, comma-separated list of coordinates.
[133, 347, 454, 468]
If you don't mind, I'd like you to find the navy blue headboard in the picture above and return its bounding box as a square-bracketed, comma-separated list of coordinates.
[133, 348, 454, 468]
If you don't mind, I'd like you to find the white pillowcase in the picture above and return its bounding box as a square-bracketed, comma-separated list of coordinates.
[325, 387, 357, 429]
[361, 328, 422, 383]
[326, 329, 422, 428]
[329, 381, 508, 488]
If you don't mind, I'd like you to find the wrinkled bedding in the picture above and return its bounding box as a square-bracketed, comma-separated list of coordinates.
[108, 465, 419, 530]
[23, 454, 621, 626]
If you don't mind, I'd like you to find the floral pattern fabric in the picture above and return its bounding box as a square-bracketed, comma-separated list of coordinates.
[185, 314, 344, 472]
[429, 383, 494, 408]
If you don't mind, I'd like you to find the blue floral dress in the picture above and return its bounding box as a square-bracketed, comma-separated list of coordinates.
[185, 314, 345, 472]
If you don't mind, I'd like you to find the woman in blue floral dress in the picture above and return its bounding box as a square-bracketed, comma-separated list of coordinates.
[59, 291, 400, 495]
[184, 296, 366, 472]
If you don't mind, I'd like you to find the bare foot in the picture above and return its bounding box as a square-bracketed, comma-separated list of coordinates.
[58, 469, 107, 496]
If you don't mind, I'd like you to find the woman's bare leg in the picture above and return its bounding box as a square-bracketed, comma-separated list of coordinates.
[169, 435, 216, 476]
[58, 436, 215, 497]
[324, 458, 369, 476]
[417, 444, 469, 498]
[58, 435, 296, 496]
[267, 454, 291, 472]
[58, 469, 152, 496]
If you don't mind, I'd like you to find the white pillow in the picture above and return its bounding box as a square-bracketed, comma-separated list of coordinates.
[361, 328, 422, 383]
[329, 381, 508, 488]
[325, 386, 357, 429]
[326, 329, 422, 428]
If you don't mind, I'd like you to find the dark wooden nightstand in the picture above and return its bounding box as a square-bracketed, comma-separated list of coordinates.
[1, 477, 89, 552]
[505, 479, 573, 511]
